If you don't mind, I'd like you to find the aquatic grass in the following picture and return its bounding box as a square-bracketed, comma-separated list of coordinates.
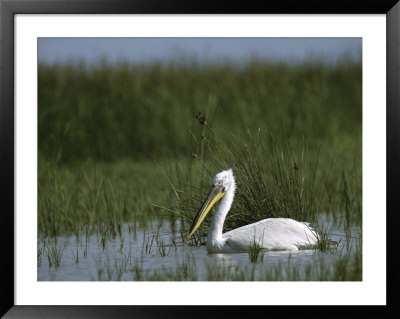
[170, 237, 177, 250]
[130, 258, 144, 281]
[263, 261, 302, 281]
[43, 238, 65, 269]
[117, 235, 125, 253]
[331, 247, 362, 281]
[205, 263, 257, 281]
[37, 245, 44, 267]
[259, 247, 361, 281]
[72, 248, 79, 263]
[156, 236, 172, 257]
[185, 230, 206, 247]
[38, 159, 171, 238]
[96, 251, 133, 281]
[248, 237, 265, 263]
[141, 231, 155, 254]
[83, 227, 89, 258]
[341, 169, 362, 227]
[113, 254, 131, 281]
[146, 254, 198, 281]
[312, 223, 339, 253]
[37, 217, 362, 281]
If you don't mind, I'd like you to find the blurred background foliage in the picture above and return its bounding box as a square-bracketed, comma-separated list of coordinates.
[38, 60, 361, 164]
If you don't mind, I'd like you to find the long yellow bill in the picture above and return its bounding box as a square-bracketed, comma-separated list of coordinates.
[186, 185, 225, 240]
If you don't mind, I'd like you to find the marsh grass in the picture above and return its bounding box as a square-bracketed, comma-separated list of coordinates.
[131, 254, 197, 281]
[157, 236, 173, 257]
[37, 216, 362, 281]
[312, 223, 339, 253]
[141, 231, 155, 254]
[205, 262, 256, 281]
[38, 60, 362, 281]
[42, 238, 65, 269]
[248, 238, 265, 263]
[72, 248, 79, 263]
[38, 160, 172, 238]
[130, 258, 144, 281]
[37, 245, 44, 267]
[96, 250, 133, 281]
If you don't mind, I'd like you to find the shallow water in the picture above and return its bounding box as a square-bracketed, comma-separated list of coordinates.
[37, 215, 361, 281]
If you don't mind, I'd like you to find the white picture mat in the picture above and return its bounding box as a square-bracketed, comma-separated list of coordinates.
[15, 14, 386, 305]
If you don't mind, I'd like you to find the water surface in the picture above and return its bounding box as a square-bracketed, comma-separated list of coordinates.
[38, 215, 361, 281]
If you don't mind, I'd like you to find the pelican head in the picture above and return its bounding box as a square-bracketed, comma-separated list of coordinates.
[186, 169, 236, 240]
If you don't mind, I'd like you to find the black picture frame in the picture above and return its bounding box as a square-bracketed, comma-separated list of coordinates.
[1, 1, 398, 318]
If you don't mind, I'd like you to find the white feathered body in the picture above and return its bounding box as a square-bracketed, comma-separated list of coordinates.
[206, 217, 318, 253]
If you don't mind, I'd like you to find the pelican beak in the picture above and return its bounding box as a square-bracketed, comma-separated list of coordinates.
[186, 184, 226, 240]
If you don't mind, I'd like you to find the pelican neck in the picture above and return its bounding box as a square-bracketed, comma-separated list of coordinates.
[207, 188, 235, 242]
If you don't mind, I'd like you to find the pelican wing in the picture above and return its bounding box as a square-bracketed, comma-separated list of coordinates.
[222, 218, 318, 252]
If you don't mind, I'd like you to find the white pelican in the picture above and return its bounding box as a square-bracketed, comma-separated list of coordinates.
[186, 169, 318, 253]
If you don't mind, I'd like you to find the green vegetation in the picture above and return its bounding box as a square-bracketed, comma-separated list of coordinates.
[41, 238, 65, 269]
[38, 160, 173, 239]
[38, 61, 361, 164]
[248, 237, 265, 263]
[38, 59, 362, 281]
